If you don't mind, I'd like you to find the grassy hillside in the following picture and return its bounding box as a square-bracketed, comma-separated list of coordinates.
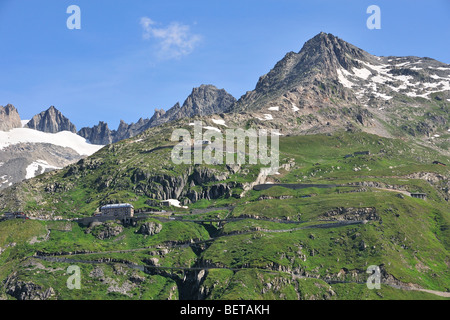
[0, 128, 448, 300]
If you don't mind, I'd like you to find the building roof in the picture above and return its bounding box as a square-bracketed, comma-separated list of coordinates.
[101, 203, 134, 209]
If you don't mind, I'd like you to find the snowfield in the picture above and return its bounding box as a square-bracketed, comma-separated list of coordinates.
[0, 128, 104, 156]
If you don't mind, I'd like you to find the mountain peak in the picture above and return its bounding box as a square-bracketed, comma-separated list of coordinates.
[231, 33, 376, 112]
[299, 32, 370, 69]
[0, 104, 22, 131]
[25, 106, 77, 133]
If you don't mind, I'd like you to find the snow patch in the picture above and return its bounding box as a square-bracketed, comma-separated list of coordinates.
[211, 119, 227, 127]
[165, 199, 188, 209]
[337, 68, 354, 88]
[256, 114, 273, 121]
[25, 160, 61, 179]
[352, 67, 372, 80]
[268, 106, 279, 111]
[429, 66, 450, 71]
[371, 74, 391, 84]
[189, 123, 222, 132]
[291, 103, 299, 112]
[203, 126, 221, 133]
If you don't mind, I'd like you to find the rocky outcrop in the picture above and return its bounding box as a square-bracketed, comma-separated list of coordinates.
[4, 273, 55, 300]
[78, 121, 114, 145]
[0, 104, 22, 131]
[85, 220, 124, 240]
[149, 109, 166, 122]
[136, 221, 162, 236]
[25, 106, 77, 133]
[131, 166, 234, 204]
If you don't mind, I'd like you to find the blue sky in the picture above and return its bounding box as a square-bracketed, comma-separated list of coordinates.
[0, 0, 449, 129]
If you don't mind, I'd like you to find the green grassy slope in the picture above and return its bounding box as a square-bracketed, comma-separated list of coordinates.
[0, 129, 448, 300]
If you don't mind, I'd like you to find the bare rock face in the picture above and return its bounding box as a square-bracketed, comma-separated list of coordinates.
[0, 104, 22, 131]
[136, 221, 162, 236]
[25, 106, 77, 133]
[85, 220, 124, 240]
[5, 273, 55, 300]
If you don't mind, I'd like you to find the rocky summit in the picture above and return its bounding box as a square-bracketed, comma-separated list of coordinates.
[164, 84, 237, 121]
[25, 106, 77, 134]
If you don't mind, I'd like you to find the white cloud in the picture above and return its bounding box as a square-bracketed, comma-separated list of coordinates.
[140, 17, 202, 59]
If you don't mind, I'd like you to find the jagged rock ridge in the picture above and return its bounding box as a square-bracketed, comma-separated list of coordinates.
[78, 84, 236, 145]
